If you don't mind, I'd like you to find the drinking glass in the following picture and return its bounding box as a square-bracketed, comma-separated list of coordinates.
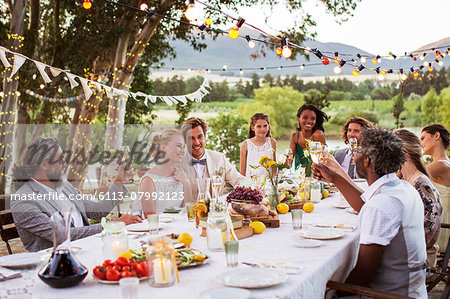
[348, 138, 358, 154]
[285, 148, 294, 175]
[148, 214, 159, 236]
[120, 277, 139, 299]
[185, 203, 195, 222]
[291, 209, 303, 230]
[309, 141, 323, 164]
[224, 240, 239, 267]
[211, 175, 223, 200]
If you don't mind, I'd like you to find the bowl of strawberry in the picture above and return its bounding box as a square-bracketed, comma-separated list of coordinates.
[93, 256, 148, 284]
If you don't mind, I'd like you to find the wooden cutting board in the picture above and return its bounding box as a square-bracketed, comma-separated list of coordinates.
[200, 226, 254, 240]
[230, 213, 280, 228]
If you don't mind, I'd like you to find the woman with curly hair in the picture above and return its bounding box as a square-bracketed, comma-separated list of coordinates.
[289, 104, 328, 172]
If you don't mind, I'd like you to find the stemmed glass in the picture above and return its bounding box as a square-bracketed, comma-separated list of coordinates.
[211, 175, 223, 202]
[285, 149, 294, 175]
[348, 138, 358, 154]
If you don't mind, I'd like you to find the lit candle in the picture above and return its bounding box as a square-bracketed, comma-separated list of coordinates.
[111, 240, 128, 260]
[152, 257, 173, 285]
[207, 228, 224, 250]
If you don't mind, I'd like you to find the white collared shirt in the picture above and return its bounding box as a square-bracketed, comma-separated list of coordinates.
[31, 178, 84, 227]
[187, 152, 206, 179]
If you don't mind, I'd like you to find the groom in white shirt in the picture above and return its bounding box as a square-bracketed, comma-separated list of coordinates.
[181, 117, 247, 187]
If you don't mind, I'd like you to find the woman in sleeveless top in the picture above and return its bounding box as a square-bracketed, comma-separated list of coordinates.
[421, 124, 450, 253]
[289, 104, 328, 170]
[395, 129, 442, 267]
[132, 129, 193, 218]
[240, 113, 277, 177]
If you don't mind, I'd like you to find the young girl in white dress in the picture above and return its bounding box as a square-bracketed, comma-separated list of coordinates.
[132, 129, 193, 218]
[240, 113, 277, 178]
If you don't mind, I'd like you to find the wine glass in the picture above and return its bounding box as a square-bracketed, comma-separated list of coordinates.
[285, 149, 294, 175]
[211, 175, 223, 201]
[309, 141, 323, 164]
[249, 168, 259, 189]
[348, 138, 358, 154]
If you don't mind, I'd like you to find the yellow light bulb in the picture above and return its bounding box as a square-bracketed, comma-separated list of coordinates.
[228, 28, 239, 39]
[381, 70, 387, 75]
[428, 67, 433, 72]
[205, 18, 212, 26]
[372, 58, 377, 64]
[276, 48, 282, 55]
[353, 70, 359, 76]
[282, 46, 292, 58]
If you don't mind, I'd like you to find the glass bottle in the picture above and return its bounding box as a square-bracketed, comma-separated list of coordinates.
[38, 212, 88, 288]
[206, 197, 229, 252]
[101, 219, 129, 260]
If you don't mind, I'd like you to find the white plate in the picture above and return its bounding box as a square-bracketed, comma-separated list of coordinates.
[126, 220, 165, 232]
[200, 287, 251, 299]
[291, 238, 323, 248]
[216, 268, 288, 289]
[159, 215, 175, 223]
[334, 202, 350, 209]
[298, 229, 344, 240]
[0, 252, 46, 269]
[45, 246, 82, 254]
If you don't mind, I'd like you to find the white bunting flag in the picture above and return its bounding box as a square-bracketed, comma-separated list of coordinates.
[8, 54, 26, 80]
[79, 78, 93, 101]
[0, 47, 11, 68]
[50, 67, 62, 77]
[33, 61, 52, 83]
[65, 72, 79, 89]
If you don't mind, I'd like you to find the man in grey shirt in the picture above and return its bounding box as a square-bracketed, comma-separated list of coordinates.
[11, 137, 141, 252]
[333, 117, 374, 179]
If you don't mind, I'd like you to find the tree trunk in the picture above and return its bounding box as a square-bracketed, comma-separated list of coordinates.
[0, 0, 27, 194]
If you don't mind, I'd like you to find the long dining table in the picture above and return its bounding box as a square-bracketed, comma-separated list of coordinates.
[3, 186, 365, 299]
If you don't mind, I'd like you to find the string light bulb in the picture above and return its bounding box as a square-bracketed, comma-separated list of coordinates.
[352, 70, 359, 76]
[299, 64, 305, 70]
[353, 64, 365, 76]
[413, 71, 419, 78]
[428, 66, 433, 72]
[139, 3, 148, 11]
[40, 84, 45, 89]
[357, 54, 366, 63]
[245, 35, 255, 48]
[399, 69, 407, 81]
[185, 0, 199, 21]
[334, 52, 339, 63]
[228, 18, 245, 40]
[205, 18, 212, 26]
[423, 61, 429, 67]
[276, 48, 282, 55]
[281, 38, 292, 58]
[82, 0, 92, 10]
[376, 68, 384, 81]
[419, 53, 426, 60]
[334, 65, 342, 74]
[322, 57, 330, 65]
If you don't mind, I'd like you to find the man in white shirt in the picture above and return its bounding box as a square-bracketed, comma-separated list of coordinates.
[181, 117, 247, 187]
[313, 128, 427, 298]
[333, 117, 374, 179]
[11, 137, 142, 252]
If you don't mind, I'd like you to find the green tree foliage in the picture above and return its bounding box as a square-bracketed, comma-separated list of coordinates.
[392, 94, 406, 129]
[238, 86, 304, 138]
[439, 87, 450, 129]
[372, 86, 393, 100]
[401, 67, 450, 97]
[204, 81, 234, 102]
[421, 88, 443, 124]
[304, 89, 330, 109]
[205, 113, 247, 167]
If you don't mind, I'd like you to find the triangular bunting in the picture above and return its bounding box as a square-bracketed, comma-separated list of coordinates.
[0, 47, 11, 68]
[33, 61, 52, 83]
[79, 78, 93, 101]
[92, 81, 102, 92]
[50, 67, 62, 77]
[65, 72, 79, 89]
[161, 96, 173, 106]
[8, 54, 26, 79]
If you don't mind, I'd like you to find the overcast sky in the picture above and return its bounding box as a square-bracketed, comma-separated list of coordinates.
[232, 0, 450, 55]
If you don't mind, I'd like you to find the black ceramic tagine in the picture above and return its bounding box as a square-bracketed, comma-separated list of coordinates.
[38, 212, 88, 288]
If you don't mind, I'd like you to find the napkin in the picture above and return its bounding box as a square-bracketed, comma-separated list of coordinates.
[242, 261, 303, 274]
[0, 267, 22, 281]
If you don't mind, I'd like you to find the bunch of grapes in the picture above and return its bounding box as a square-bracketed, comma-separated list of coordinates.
[227, 186, 263, 204]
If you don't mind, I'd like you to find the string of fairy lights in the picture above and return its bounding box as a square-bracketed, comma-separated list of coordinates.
[81, 0, 450, 82]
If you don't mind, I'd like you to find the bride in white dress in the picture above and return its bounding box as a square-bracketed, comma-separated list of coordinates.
[132, 129, 193, 217]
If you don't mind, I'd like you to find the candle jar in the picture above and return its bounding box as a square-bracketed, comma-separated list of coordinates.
[101, 220, 128, 260]
[146, 244, 176, 287]
[310, 180, 321, 203]
[206, 199, 229, 252]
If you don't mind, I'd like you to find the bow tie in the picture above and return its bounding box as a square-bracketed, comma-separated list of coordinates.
[191, 159, 207, 166]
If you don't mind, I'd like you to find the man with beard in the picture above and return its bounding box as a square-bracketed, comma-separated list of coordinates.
[10, 137, 142, 252]
[333, 117, 374, 179]
[312, 128, 427, 298]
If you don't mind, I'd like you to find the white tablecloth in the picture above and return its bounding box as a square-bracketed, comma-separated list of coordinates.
[5, 191, 363, 299]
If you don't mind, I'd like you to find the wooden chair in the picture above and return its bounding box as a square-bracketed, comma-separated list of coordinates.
[426, 223, 450, 299]
[326, 280, 413, 299]
[0, 195, 21, 255]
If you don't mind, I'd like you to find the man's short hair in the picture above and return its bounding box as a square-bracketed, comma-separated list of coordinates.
[12, 137, 60, 190]
[180, 117, 208, 140]
[358, 128, 406, 177]
[341, 117, 374, 143]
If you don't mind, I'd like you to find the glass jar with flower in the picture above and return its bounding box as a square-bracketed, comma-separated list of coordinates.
[252, 155, 288, 210]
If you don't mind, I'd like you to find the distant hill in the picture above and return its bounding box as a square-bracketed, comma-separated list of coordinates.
[154, 28, 450, 79]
